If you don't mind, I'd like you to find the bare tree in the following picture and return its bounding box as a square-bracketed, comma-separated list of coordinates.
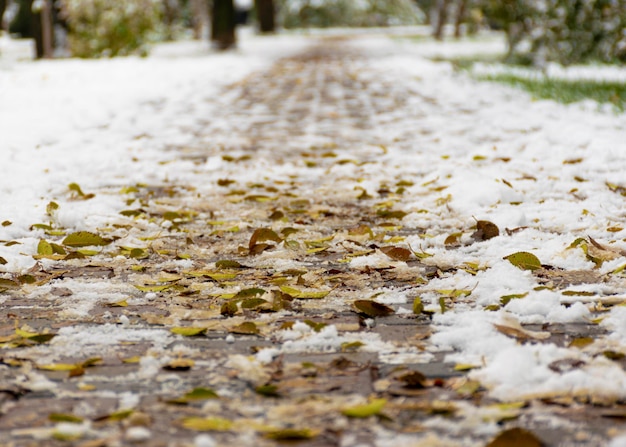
[0, 0, 7, 30]
[432, 0, 450, 40]
[255, 0, 275, 33]
[211, 0, 236, 50]
[453, 0, 467, 39]
[190, 0, 208, 39]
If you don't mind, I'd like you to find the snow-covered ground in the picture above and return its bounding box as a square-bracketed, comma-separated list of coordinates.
[3, 27, 626, 444]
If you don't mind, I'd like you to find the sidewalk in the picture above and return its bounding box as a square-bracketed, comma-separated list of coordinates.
[2, 32, 626, 446]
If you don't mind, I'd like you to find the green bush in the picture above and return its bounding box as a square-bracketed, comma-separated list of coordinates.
[279, 0, 423, 29]
[59, 0, 162, 58]
[480, 0, 626, 66]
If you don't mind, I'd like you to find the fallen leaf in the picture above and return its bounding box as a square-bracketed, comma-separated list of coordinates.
[493, 314, 550, 341]
[249, 228, 282, 250]
[380, 246, 411, 262]
[263, 428, 319, 440]
[504, 252, 541, 271]
[167, 387, 219, 404]
[180, 417, 233, 431]
[171, 327, 207, 337]
[163, 358, 194, 371]
[353, 300, 394, 317]
[486, 427, 542, 447]
[62, 231, 111, 247]
[472, 220, 500, 241]
[341, 398, 387, 418]
[229, 322, 259, 335]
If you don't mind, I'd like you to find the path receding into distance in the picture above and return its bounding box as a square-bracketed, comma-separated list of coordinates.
[2, 33, 626, 447]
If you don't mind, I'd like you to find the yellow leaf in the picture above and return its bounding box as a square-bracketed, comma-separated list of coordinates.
[504, 252, 541, 271]
[171, 327, 207, 337]
[37, 363, 77, 371]
[134, 284, 173, 293]
[279, 286, 330, 299]
[341, 399, 387, 418]
[181, 417, 234, 431]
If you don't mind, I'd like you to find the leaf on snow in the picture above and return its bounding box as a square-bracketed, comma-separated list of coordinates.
[380, 246, 412, 262]
[504, 252, 541, 271]
[472, 220, 500, 241]
[68, 182, 95, 200]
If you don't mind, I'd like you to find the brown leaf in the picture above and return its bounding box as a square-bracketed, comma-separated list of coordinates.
[493, 314, 550, 341]
[249, 228, 282, 250]
[548, 358, 586, 373]
[229, 322, 260, 335]
[353, 300, 394, 318]
[486, 427, 543, 447]
[472, 220, 500, 241]
[380, 246, 411, 262]
[397, 370, 428, 389]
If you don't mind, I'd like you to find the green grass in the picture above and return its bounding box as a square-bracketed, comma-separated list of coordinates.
[475, 73, 626, 111]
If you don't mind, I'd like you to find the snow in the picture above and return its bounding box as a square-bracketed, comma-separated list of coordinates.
[3, 26, 626, 433]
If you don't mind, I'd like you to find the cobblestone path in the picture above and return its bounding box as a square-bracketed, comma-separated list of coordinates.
[1, 37, 626, 447]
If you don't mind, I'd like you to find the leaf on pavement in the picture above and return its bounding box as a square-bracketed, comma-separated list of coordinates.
[62, 231, 111, 247]
[493, 314, 550, 341]
[249, 228, 282, 251]
[486, 427, 543, 447]
[341, 398, 387, 418]
[353, 300, 394, 318]
[171, 327, 207, 337]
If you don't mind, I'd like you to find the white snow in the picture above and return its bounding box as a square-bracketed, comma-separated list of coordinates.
[3, 26, 626, 417]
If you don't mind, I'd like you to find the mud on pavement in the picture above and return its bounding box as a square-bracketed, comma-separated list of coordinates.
[1, 37, 626, 447]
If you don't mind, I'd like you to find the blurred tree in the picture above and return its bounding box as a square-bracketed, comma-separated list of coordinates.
[280, 0, 422, 29]
[255, 0, 274, 33]
[59, 0, 160, 58]
[0, 0, 7, 29]
[453, 0, 466, 38]
[9, 0, 53, 58]
[162, 0, 182, 40]
[431, 0, 475, 40]
[211, 0, 236, 50]
[432, 0, 450, 40]
[190, 0, 208, 39]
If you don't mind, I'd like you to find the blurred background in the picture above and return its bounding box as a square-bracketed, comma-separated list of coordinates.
[0, 0, 625, 67]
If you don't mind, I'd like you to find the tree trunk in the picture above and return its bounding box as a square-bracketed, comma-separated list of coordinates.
[190, 0, 208, 40]
[40, 0, 54, 58]
[0, 0, 7, 30]
[454, 0, 467, 39]
[432, 0, 450, 40]
[255, 0, 275, 33]
[211, 0, 236, 50]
